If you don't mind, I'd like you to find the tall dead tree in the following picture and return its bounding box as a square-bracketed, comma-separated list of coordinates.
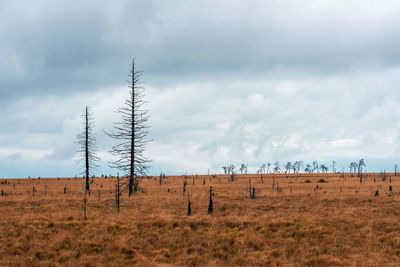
[106, 58, 151, 196]
[76, 106, 99, 194]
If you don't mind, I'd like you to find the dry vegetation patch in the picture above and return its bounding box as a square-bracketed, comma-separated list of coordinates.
[0, 173, 400, 266]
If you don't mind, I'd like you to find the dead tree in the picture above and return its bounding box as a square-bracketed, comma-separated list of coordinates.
[208, 186, 213, 214]
[273, 162, 280, 174]
[159, 172, 165, 185]
[106, 58, 151, 196]
[259, 164, 266, 174]
[357, 159, 365, 177]
[76, 106, 99, 194]
[284, 162, 292, 174]
[293, 161, 302, 174]
[239, 164, 248, 174]
[229, 172, 236, 182]
[304, 164, 312, 173]
[183, 179, 187, 195]
[115, 174, 121, 213]
[349, 162, 357, 174]
[312, 161, 319, 173]
[187, 194, 192, 216]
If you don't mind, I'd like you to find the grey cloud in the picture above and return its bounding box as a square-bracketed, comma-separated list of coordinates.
[2, 0, 400, 177]
[3, 1, 400, 102]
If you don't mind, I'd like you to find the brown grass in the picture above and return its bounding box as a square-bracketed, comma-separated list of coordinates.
[0, 173, 400, 266]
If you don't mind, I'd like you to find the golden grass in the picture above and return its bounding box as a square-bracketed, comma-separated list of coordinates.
[0, 173, 400, 266]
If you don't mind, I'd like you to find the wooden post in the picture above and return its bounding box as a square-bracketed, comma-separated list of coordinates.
[187, 194, 192, 216]
[116, 175, 120, 213]
[208, 187, 213, 214]
[183, 180, 187, 195]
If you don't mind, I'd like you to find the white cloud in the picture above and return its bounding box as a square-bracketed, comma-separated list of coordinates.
[0, 147, 52, 159]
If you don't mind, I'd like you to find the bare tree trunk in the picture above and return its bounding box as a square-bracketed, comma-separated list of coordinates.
[85, 107, 90, 194]
[116, 175, 120, 213]
[129, 62, 135, 196]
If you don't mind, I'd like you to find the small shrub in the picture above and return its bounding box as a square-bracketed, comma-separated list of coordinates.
[35, 251, 45, 260]
[271, 250, 281, 258]
[318, 179, 328, 183]
[305, 180, 311, 183]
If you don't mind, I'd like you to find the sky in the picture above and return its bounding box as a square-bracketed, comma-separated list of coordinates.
[2, 0, 400, 178]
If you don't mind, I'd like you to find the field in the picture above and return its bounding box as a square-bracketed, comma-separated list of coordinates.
[1, 173, 400, 266]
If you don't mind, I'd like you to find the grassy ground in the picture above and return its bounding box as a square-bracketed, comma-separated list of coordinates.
[0, 173, 400, 266]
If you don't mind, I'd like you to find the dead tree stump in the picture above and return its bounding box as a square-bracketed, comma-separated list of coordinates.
[208, 187, 213, 214]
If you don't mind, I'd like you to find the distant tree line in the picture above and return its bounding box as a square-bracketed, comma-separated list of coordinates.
[221, 159, 366, 175]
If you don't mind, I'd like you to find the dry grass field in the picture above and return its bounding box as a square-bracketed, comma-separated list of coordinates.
[1, 173, 400, 266]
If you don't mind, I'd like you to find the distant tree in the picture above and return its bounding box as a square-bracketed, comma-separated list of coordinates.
[358, 159, 365, 177]
[228, 164, 236, 175]
[292, 161, 303, 174]
[258, 163, 266, 174]
[285, 162, 292, 173]
[312, 161, 319, 173]
[105, 58, 151, 196]
[332, 160, 336, 173]
[239, 164, 248, 174]
[349, 162, 358, 173]
[76, 106, 99, 194]
[304, 164, 312, 173]
[239, 164, 244, 174]
[320, 164, 328, 173]
[267, 162, 271, 174]
[273, 161, 280, 173]
[222, 166, 227, 175]
[297, 161, 303, 173]
[292, 161, 298, 173]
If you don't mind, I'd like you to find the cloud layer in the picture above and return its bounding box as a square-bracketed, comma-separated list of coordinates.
[1, 0, 400, 177]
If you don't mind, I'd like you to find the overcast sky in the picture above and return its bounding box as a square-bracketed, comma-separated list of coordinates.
[2, 0, 400, 177]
